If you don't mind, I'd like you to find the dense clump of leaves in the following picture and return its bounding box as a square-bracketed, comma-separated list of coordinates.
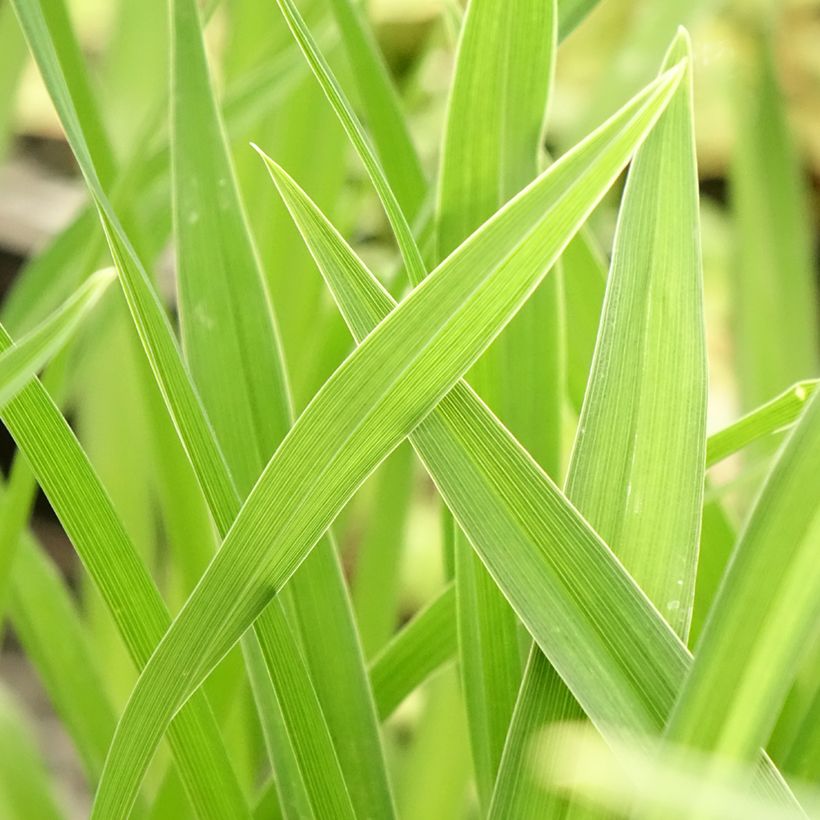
[0, 0, 817, 817]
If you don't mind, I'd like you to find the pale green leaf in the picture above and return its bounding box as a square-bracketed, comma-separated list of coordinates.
[353, 443, 415, 657]
[369, 584, 457, 719]
[0, 268, 114, 416]
[731, 36, 819, 413]
[274, 0, 426, 283]
[494, 29, 707, 816]
[435, 0, 558, 806]
[666, 391, 820, 769]
[170, 1, 392, 814]
[325, 0, 426, 216]
[706, 380, 819, 468]
[7, 534, 116, 786]
[0, 685, 63, 820]
[6, 6, 250, 808]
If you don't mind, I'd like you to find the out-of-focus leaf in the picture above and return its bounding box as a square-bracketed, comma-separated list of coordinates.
[731, 36, 819, 413]
[369, 584, 456, 719]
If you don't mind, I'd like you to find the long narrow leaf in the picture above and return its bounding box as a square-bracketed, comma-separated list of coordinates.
[369, 584, 457, 719]
[706, 380, 818, 468]
[0, 268, 113, 419]
[436, 0, 558, 806]
[274, 0, 425, 283]
[325, 0, 426, 216]
[170, 0, 393, 814]
[494, 30, 707, 816]
[665, 391, 820, 768]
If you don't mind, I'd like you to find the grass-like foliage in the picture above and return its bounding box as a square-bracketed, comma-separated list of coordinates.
[0, 0, 818, 817]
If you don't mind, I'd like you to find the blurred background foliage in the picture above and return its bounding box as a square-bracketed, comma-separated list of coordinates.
[0, 0, 817, 814]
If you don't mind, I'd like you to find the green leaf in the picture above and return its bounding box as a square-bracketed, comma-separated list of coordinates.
[325, 0, 426, 217]
[665, 390, 820, 768]
[435, 0, 558, 805]
[731, 35, 819, 413]
[0, 685, 63, 820]
[0, 0, 27, 161]
[6, 11, 249, 808]
[690, 496, 737, 646]
[0, 324, 248, 817]
[353, 443, 415, 657]
[0, 268, 114, 418]
[565, 30, 706, 639]
[494, 29, 707, 816]
[7, 534, 117, 786]
[369, 584, 457, 719]
[557, 0, 602, 37]
[706, 380, 819, 469]
[274, 0, 426, 283]
[170, 1, 392, 815]
[560, 228, 607, 414]
[92, 65, 684, 818]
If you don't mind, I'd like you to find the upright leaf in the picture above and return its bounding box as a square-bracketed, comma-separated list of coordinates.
[436, 0, 558, 806]
[274, 0, 426, 283]
[8, 535, 117, 786]
[731, 35, 819, 412]
[325, 0, 426, 217]
[9, 1, 252, 812]
[171, 0, 391, 815]
[666, 391, 820, 768]
[493, 29, 707, 816]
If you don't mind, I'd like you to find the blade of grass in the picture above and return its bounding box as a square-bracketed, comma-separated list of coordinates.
[396, 670, 472, 820]
[0, 268, 114, 413]
[232, 69, 348, 410]
[325, 0, 426, 216]
[7, 534, 117, 785]
[369, 583, 457, 719]
[0, 685, 63, 820]
[77, 298, 160, 705]
[0, 327, 250, 816]
[665, 391, 820, 768]
[731, 34, 819, 413]
[706, 380, 819, 468]
[690, 496, 737, 646]
[435, 0, 558, 805]
[560, 228, 606, 414]
[494, 30, 707, 816]
[170, 0, 392, 814]
[274, 0, 426, 283]
[352, 443, 415, 657]
[0, 0, 27, 160]
[565, 30, 706, 639]
[92, 67, 685, 818]
[557, 0, 602, 38]
[263, 56, 794, 808]
[6, 10, 252, 803]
